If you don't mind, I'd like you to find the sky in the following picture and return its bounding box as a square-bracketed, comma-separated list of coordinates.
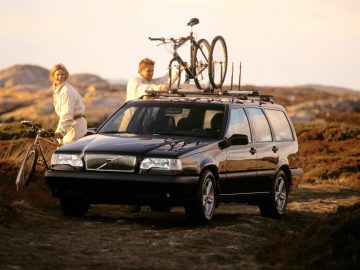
[1, 0, 360, 90]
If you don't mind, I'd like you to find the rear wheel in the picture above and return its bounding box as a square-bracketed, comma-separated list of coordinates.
[185, 170, 216, 224]
[194, 39, 211, 90]
[209, 36, 228, 89]
[15, 145, 38, 190]
[259, 171, 288, 218]
[59, 198, 90, 217]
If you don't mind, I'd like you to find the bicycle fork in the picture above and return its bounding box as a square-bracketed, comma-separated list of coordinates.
[169, 54, 196, 89]
[34, 132, 50, 170]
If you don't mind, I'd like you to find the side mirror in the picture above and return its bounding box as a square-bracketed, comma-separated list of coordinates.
[86, 127, 97, 136]
[229, 134, 248, 145]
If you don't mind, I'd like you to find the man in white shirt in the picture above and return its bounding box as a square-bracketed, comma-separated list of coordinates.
[126, 58, 180, 101]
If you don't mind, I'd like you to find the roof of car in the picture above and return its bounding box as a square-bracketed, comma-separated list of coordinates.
[133, 89, 283, 109]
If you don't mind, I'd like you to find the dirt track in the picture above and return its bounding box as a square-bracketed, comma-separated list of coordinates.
[0, 184, 359, 270]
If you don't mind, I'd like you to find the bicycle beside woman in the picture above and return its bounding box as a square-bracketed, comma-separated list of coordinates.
[15, 64, 87, 190]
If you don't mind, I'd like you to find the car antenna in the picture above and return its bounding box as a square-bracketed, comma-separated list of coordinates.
[230, 62, 234, 90]
[238, 61, 242, 91]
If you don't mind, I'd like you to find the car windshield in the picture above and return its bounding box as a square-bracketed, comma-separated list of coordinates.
[98, 101, 226, 139]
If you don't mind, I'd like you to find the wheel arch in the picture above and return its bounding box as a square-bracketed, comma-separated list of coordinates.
[279, 165, 291, 192]
[199, 164, 220, 207]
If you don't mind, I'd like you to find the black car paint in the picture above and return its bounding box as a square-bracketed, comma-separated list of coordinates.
[45, 101, 302, 207]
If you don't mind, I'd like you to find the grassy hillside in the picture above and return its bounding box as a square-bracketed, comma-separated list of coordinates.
[294, 122, 360, 186]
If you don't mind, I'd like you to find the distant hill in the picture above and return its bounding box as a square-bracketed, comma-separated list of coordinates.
[0, 64, 359, 127]
[299, 84, 360, 95]
[0, 64, 50, 91]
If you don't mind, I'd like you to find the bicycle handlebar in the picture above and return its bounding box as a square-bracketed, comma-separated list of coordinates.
[148, 37, 165, 42]
[21, 120, 54, 137]
[149, 36, 188, 44]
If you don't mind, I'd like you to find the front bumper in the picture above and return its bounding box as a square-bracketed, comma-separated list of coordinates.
[45, 170, 199, 205]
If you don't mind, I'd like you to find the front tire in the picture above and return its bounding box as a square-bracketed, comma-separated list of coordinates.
[259, 171, 288, 218]
[209, 36, 228, 89]
[15, 145, 38, 190]
[185, 170, 216, 224]
[59, 198, 89, 217]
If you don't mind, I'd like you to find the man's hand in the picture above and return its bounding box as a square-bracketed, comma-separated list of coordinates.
[180, 63, 187, 72]
[160, 84, 167, 91]
[155, 84, 167, 91]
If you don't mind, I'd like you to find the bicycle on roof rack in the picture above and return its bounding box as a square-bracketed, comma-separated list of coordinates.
[149, 18, 228, 91]
[15, 120, 60, 191]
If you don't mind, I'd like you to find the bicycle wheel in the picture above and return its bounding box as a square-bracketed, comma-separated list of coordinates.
[16, 145, 38, 190]
[169, 58, 186, 90]
[194, 38, 211, 90]
[209, 35, 228, 89]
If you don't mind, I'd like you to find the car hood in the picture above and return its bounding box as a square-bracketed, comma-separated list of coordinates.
[56, 134, 216, 157]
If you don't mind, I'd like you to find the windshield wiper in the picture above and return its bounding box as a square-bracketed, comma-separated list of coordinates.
[152, 132, 179, 136]
[97, 131, 125, 134]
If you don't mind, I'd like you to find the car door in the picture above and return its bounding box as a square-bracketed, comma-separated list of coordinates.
[264, 108, 297, 167]
[221, 107, 257, 194]
[247, 107, 279, 191]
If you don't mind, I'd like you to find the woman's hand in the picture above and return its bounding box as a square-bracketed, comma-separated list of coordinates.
[54, 132, 63, 139]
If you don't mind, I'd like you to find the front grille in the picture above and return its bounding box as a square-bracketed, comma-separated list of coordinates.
[85, 154, 136, 172]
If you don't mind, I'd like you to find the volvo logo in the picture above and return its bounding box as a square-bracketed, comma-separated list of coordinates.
[85, 154, 136, 173]
[96, 157, 120, 170]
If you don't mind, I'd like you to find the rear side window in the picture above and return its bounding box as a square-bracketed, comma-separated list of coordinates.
[226, 108, 252, 142]
[265, 109, 294, 141]
[247, 108, 272, 142]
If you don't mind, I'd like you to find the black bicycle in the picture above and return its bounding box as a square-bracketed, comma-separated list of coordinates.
[149, 18, 228, 91]
[15, 121, 59, 190]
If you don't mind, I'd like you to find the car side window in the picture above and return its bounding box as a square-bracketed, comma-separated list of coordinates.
[265, 109, 294, 141]
[247, 108, 273, 142]
[226, 108, 252, 142]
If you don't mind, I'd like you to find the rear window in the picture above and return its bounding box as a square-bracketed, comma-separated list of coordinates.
[265, 109, 294, 141]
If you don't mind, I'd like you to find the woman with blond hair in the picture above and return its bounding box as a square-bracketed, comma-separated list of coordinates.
[50, 63, 87, 144]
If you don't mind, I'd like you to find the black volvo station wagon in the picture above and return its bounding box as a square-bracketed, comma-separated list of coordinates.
[45, 90, 303, 223]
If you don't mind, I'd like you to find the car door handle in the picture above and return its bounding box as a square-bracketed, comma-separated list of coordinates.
[272, 146, 279, 153]
[250, 147, 256, 155]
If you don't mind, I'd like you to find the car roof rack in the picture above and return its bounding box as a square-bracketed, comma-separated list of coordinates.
[139, 88, 275, 104]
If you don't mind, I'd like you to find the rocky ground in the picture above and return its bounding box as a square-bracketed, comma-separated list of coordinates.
[0, 184, 359, 270]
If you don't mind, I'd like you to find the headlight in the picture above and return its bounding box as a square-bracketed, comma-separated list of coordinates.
[140, 158, 182, 171]
[51, 153, 83, 167]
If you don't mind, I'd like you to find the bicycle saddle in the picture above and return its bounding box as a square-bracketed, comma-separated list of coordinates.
[187, 18, 199, 27]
